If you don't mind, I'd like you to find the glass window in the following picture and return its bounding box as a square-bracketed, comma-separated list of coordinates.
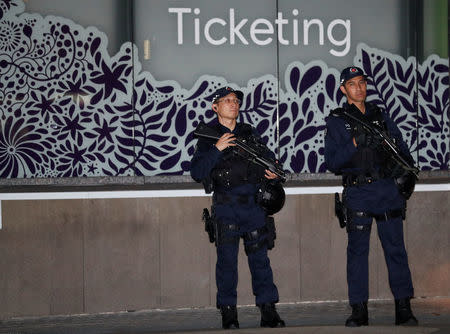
[0, 0, 447, 179]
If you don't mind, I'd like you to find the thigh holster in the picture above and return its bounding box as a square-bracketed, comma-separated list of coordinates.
[243, 216, 276, 255]
[346, 210, 372, 233]
[216, 221, 240, 246]
[346, 208, 405, 233]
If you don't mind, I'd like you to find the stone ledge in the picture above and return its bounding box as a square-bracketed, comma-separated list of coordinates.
[0, 170, 448, 193]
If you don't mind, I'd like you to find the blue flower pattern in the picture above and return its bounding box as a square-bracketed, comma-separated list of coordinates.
[0, 0, 448, 178]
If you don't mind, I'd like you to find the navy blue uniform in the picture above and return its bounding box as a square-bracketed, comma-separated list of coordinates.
[325, 102, 414, 304]
[191, 122, 279, 307]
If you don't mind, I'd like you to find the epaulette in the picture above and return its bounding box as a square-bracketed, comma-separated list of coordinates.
[330, 107, 345, 118]
[238, 123, 254, 137]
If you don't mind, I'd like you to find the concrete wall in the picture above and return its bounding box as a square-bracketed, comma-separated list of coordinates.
[0, 191, 449, 319]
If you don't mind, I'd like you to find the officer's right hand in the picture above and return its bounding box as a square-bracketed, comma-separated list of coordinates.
[264, 169, 278, 180]
[354, 133, 367, 147]
[215, 133, 236, 151]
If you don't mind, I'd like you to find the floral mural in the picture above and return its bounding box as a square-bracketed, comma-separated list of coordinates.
[0, 0, 448, 178]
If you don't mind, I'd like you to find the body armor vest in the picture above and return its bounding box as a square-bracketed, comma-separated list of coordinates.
[335, 104, 391, 177]
[211, 123, 266, 190]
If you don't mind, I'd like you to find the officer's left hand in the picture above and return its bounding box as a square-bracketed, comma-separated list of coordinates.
[264, 169, 278, 179]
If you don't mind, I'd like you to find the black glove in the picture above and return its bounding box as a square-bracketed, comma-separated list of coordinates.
[355, 132, 382, 149]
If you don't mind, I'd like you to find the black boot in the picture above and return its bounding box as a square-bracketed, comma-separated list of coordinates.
[258, 303, 285, 328]
[345, 302, 368, 327]
[220, 305, 239, 329]
[395, 297, 418, 326]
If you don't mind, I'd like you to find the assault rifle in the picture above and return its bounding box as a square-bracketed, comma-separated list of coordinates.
[193, 121, 286, 182]
[342, 106, 419, 178]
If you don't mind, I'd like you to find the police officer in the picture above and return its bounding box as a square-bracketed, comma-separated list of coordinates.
[324, 67, 418, 327]
[190, 87, 285, 329]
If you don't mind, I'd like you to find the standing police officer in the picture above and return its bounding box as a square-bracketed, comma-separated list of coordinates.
[190, 87, 285, 329]
[324, 67, 418, 327]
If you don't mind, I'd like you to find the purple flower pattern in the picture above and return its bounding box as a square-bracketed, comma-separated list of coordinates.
[417, 56, 449, 170]
[0, 0, 448, 178]
[353, 44, 449, 170]
[0, 115, 47, 177]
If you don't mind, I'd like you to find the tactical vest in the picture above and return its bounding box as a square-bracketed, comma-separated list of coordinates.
[333, 104, 391, 177]
[210, 123, 266, 191]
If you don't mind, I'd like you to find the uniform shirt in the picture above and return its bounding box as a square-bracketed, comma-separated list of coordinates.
[324, 102, 414, 212]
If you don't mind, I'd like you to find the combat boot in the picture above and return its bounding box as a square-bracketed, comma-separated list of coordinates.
[345, 302, 368, 327]
[395, 297, 418, 326]
[258, 302, 285, 328]
[220, 305, 239, 329]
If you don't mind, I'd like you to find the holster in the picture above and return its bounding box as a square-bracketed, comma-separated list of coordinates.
[201, 176, 214, 194]
[243, 216, 277, 254]
[334, 192, 348, 228]
[202, 208, 216, 243]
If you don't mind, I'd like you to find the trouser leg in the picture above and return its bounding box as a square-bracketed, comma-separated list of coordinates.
[247, 245, 279, 305]
[216, 241, 239, 307]
[347, 229, 371, 304]
[376, 217, 414, 299]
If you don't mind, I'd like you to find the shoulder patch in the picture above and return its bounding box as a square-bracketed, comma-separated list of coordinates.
[329, 108, 353, 131]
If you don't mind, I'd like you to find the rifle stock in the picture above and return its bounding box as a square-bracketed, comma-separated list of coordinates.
[194, 122, 286, 181]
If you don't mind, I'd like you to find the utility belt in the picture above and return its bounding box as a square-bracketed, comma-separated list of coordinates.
[342, 174, 380, 187]
[334, 192, 405, 233]
[343, 170, 417, 202]
[201, 208, 276, 253]
[213, 192, 255, 205]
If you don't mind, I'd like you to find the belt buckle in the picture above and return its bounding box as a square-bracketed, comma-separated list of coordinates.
[228, 224, 239, 231]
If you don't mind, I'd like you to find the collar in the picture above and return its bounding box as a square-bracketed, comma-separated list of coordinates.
[217, 121, 240, 134]
[344, 102, 376, 117]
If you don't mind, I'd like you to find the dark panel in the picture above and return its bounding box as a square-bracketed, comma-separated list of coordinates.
[46, 200, 85, 315]
[236, 245, 254, 306]
[328, 200, 348, 301]
[159, 197, 214, 307]
[0, 190, 448, 318]
[370, 224, 391, 300]
[406, 191, 450, 297]
[271, 196, 301, 303]
[0, 200, 84, 318]
[299, 194, 344, 301]
[83, 198, 160, 313]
